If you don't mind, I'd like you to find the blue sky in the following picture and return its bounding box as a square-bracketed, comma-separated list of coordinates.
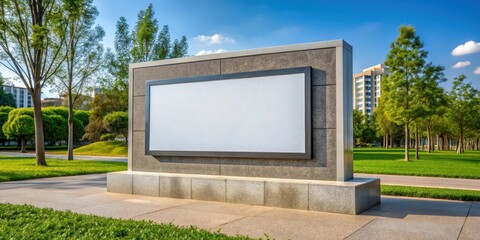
[2, 0, 480, 96]
[94, 0, 480, 89]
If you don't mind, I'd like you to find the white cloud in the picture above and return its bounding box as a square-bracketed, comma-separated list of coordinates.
[194, 34, 235, 45]
[474, 67, 480, 75]
[451, 41, 480, 56]
[452, 61, 471, 69]
[195, 49, 227, 56]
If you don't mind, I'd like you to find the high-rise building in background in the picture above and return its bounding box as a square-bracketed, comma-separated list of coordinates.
[353, 64, 389, 116]
[2, 83, 32, 108]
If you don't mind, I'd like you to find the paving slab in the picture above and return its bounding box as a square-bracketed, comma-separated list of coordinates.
[346, 197, 472, 240]
[1, 174, 479, 240]
[459, 202, 480, 240]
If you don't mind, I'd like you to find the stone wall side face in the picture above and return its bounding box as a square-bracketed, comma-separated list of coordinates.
[131, 48, 338, 180]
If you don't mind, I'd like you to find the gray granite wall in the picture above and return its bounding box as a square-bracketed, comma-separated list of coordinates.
[131, 46, 341, 181]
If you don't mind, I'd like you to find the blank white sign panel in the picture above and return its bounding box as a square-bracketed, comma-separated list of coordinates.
[146, 68, 310, 157]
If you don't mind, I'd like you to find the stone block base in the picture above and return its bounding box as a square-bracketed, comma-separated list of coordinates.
[107, 171, 380, 214]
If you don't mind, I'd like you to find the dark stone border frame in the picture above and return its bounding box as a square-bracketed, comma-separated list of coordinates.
[144, 67, 312, 159]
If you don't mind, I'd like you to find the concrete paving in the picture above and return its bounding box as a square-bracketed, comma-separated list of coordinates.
[0, 174, 479, 239]
[0, 151, 127, 162]
[356, 173, 480, 191]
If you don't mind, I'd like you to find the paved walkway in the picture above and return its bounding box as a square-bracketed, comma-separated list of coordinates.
[356, 173, 480, 191]
[0, 151, 127, 162]
[0, 174, 478, 240]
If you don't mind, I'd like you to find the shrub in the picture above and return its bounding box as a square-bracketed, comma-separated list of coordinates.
[100, 133, 116, 141]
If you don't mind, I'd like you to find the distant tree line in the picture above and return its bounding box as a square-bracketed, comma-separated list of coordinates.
[354, 26, 480, 160]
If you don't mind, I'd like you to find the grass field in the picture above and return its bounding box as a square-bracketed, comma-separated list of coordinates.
[47, 141, 128, 157]
[354, 148, 480, 179]
[0, 203, 253, 240]
[381, 185, 480, 201]
[0, 156, 127, 182]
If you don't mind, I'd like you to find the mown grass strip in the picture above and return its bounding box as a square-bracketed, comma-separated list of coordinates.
[46, 141, 128, 157]
[354, 148, 480, 179]
[381, 185, 480, 201]
[0, 157, 126, 182]
[0, 203, 255, 239]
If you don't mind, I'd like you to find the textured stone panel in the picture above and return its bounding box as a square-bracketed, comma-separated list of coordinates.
[355, 178, 381, 213]
[191, 178, 226, 202]
[312, 85, 336, 129]
[133, 60, 220, 96]
[107, 172, 132, 194]
[220, 48, 336, 86]
[133, 174, 160, 196]
[133, 96, 145, 131]
[309, 184, 355, 214]
[132, 131, 221, 175]
[160, 176, 191, 199]
[226, 179, 265, 205]
[265, 181, 309, 209]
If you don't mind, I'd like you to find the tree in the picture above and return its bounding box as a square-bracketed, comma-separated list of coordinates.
[51, 0, 104, 160]
[353, 109, 376, 147]
[104, 111, 128, 143]
[131, 4, 158, 63]
[0, 74, 15, 107]
[384, 26, 428, 161]
[447, 75, 478, 153]
[0, 0, 68, 165]
[3, 108, 35, 153]
[85, 4, 189, 141]
[414, 63, 447, 155]
[373, 96, 398, 148]
[43, 114, 67, 145]
[0, 105, 14, 145]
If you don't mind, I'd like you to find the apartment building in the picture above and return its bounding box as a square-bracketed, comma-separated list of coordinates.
[353, 64, 388, 116]
[2, 83, 32, 108]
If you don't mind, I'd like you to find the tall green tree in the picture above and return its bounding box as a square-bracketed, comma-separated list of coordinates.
[3, 108, 35, 153]
[384, 26, 428, 161]
[51, 0, 104, 160]
[85, 4, 188, 141]
[0, 105, 14, 145]
[447, 75, 478, 153]
[0, 0, 68, 165]
[416, 63, 447, 153]
[131, 4, 158, 62]
[373, 95, 398, 148]
[104, 111, 128, 143]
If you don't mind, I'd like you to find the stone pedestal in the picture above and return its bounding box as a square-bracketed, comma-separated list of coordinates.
[108, 171, 380, 214]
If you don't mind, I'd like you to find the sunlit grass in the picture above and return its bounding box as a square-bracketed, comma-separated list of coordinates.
[354, 148, 480, 179]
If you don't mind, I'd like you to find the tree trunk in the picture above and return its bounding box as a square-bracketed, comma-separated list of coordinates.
[20, 137, 27, 153]
[67, 91, 74, 160]
[436, 135, 439, 151]
[457, 130, 464, 154]
[32, 90, 47, 166]
[390, 134, 393, 148]
[477, 138, 479, 151]
[427, 127, 431, 153]
[405, 122, 410, 161]
[415, 127, 419, 160]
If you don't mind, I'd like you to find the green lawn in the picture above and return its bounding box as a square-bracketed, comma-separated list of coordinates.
[381, 185, 480, 201]
[0, 156, 127, 182]
[47, 141, 128, 157]
[354, 148, 480, 179]
[0, 203, 254, 240]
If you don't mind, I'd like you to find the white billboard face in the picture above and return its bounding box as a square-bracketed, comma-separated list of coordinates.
[145, 67, 311, 159]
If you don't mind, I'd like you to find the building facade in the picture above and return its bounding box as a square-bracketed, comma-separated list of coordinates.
[353, 64, 388, 116]
[2, 84, 32, 108]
